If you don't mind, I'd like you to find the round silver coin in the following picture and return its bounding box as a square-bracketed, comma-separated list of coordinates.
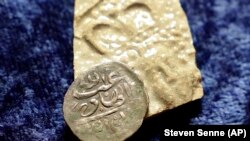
[63, 62, 148, 141]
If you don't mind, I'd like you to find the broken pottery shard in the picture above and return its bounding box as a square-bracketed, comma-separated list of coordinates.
[73, 0, 203, 117]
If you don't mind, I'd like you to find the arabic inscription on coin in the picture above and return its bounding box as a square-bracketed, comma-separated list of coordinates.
[63, 62, 148, 141]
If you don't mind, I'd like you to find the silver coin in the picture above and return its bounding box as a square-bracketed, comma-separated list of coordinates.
[63, 62, 148, 141]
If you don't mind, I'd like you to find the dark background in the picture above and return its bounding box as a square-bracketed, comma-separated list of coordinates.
[0, 0, 249, 140]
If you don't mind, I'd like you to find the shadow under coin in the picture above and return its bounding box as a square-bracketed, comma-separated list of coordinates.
[127, 99, 202, 141]
[64, 125, 80, 141]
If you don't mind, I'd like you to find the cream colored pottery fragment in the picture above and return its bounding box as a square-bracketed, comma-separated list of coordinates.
[73, 0, 203, 117]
